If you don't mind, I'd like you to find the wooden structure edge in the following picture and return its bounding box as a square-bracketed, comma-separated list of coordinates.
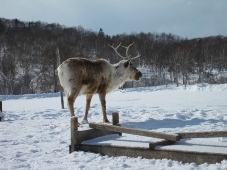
[75, 144, 227, 165]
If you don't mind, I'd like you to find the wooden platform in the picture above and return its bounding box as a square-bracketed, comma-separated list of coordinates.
[69, 113, 227, 164]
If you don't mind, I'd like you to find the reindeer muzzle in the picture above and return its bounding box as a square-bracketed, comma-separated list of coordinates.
[135, 71, 142, 80]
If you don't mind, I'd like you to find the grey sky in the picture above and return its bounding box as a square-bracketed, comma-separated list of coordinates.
[1, 0, 227, 39]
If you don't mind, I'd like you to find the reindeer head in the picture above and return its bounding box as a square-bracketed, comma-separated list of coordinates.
[109, 43, 142, 81]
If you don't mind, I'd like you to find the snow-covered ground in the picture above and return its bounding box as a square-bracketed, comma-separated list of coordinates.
[0, 83, 227, 170]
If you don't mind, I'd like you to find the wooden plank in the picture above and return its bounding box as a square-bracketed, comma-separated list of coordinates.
[149, 140, 175, 149]
[178, 131, 227, 138]
[89, 123, 180, 141]
[75, 129, 122, 144]
[78, 144, 227, 164]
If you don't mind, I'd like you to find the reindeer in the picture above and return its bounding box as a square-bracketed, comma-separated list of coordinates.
[57, 43, 142, 124]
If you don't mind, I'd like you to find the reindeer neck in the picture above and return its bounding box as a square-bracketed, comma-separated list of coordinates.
[107, 62, 128, 93]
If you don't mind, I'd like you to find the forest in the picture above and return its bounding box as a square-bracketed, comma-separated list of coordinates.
[0, 18, 227, 94]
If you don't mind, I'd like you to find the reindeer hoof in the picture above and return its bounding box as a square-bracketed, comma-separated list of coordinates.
[103, 119, 110, 123]
[81, 119, 89, 124]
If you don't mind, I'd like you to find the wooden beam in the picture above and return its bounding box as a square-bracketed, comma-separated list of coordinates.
[178, 131, 227, 138]
[78, 144, 227, 164]
[149, 140, 175, 149]
[75, 129, 121, 144]
[89, 123, 180, 141]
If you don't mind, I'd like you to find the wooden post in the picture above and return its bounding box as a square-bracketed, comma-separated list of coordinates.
[112, 112, 119, 125]
[70, 117, 78, 153]
[112, 112, 122, 136]
[56, 48, 64, 109]
[60, 90, 64, 109]
[89, 123, 180, 141]
[0, 101, 2, 112]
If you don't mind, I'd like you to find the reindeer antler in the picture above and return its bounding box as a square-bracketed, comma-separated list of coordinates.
[108, 42, 141, 60]
[130, 50, 141, 60]
[121, 43, 134, 59]
[108, 43, 125, 59]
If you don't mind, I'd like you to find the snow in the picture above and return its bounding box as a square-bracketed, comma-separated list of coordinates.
[0, 83, 227, 170]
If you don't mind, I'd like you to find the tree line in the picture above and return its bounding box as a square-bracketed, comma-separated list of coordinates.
[0, 18, 227, 94]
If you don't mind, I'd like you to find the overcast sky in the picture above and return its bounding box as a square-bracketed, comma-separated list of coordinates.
[1, 0, 227, 39]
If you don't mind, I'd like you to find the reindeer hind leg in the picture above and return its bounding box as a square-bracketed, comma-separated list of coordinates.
[67, 87, 81, 117]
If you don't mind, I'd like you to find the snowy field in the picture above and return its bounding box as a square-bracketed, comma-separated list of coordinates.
[0, 83, 227, 170]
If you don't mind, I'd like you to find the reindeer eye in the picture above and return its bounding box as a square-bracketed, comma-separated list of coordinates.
[124, 61, 129, 68]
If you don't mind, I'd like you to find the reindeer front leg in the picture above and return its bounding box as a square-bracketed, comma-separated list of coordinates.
[98, 92, 110, 123]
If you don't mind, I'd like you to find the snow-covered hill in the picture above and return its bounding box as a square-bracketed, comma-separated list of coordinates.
[0, 84, 227, 169]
